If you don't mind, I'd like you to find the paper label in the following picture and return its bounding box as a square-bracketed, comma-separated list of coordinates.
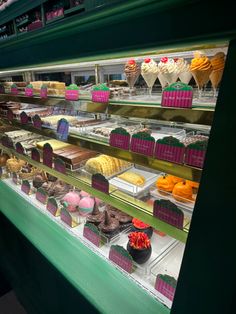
[109, 245, 133, 273]
[185, 148, 206, 169]
[12, 172, 18, 185]
[36, 188, 48, 204]
[43, 143, 53, 168]
[1, 136, 13, 148]
[54, 158, 66, 174]
[32, 114, 42, 129]
[155, 274, 177, 301]
[15, 142, 25, 155]
[20, 111, 29, 124]
[0, 167, 2, 177]
[0, 85, 5, 93]
[60, 208, 79, 228]
[11, 87, 18, 95]
[40, 88, 48, 99]
[83, 223, 101, 247]
[153, 199, 184, 229]
[155, 144, 185, 164]
[57, 118, 69, 141]
[21, 180, 31, 195]
[65, 90, 79, 101]
[92, 173, 109, 194]
[109, 133, 130, 150]
[25, 88, 33, 97]
[7, 109, 14, 121]
[130, 137, 155, 156]
[161, 82, 193, 108]
[31, 148, 40, 162]
[46, 197, 60, 216]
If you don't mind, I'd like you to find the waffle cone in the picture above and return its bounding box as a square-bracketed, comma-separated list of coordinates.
[142, 73, 158, 88]
[179, 71, 192, 84]
[191, 69, 212, 89]
[209, 69, 224, 89]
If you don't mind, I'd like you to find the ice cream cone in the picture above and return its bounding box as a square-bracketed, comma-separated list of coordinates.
[162, 73, 179, 85]
[179, 71, 192, 84]
[209, 69, 224, 90]
[142, 73, 158, 88]
[191, 68, 212, 89]
[158, 73, 168, 89]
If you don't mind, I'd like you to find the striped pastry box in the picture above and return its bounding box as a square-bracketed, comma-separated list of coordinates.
[155, 274, 177, 301]
[155, 143, 185, 164]
[161, 82, 193, 108]
[185, 148, 206, 168]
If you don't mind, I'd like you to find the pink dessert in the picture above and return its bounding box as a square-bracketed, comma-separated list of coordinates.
[62, 191, 80, 212]
[79, 197, 95, 216]
[80, 191, 90, 198]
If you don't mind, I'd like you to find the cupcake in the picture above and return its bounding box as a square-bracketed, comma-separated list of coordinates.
[131, 218, 153, 239]
[98, 210, 119, 239]
[62, 191, 81, 213]
[79, 196, 95, 216]
[86, 202, 104, 226]
[127, 232, 152, 264]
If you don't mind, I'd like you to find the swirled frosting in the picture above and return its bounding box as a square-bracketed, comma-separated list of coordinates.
[124, 59, 140, 77]
[141, 58, 159, 74]
[190, 52, 212, 71]
[158, 57, 178, 74]
[175, 58, 190, 73]
[210, 52, 225, 71]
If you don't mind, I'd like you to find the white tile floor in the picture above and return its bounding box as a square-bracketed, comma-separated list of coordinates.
[0, 290, 27, 314]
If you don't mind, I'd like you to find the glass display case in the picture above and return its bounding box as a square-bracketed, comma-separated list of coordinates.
[0, 40, 230, 314]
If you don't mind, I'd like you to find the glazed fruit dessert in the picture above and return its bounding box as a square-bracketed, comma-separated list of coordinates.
[156, 175, 175, 195]
[127, 232, 152, 264]
[172, 181, 193, 202]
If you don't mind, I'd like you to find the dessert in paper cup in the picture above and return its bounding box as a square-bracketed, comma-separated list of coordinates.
[92, 83, 110, 103]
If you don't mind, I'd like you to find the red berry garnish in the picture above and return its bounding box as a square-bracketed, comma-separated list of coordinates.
[128, 59, 136, 65]
[161, 57, 168, 63]
[174, 58, 179, 62]
[144, 58, 151, 63]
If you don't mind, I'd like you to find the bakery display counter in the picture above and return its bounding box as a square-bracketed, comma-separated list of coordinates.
[0, 176, 184, 311]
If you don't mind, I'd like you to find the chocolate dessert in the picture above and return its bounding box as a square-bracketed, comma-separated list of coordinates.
[98, 210, 119, 239]
[86, 202, 104, 226]
[106, 205, 132, 231]
[42, 179, 71, 199]
[33, 172, 47, 189]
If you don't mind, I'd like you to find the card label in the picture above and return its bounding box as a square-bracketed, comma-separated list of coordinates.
[109, 245, 133, 273]
[31, 148, 40, 162]
[57, 118, 69, 141]
[83, 223, 101, 247]
[12, 172, 18, 185]
[155, 274, 177, 301]
[109, 128, 130, 150]
[60, 208, 78, 228]
[20, 111, 29, 124]
[36, 187, 48, 204]
[11, 87, 18, 95]
[25, 88, 33, 97]
[185, 148, 206, 169]
[21, 180, 31, 195]
[92, 173, 109, 194]
[32, 114, 42, 129]
[161, 82, 193, 108]
[130, 132, 155, 157]
[40, 88, 48, 99]
[65, 89, 79, 101]
[54, 158, 66, 174]
[15, 142, 25, 155]
[7, 109, 14, 121]
[43, 143, 53, 168]
[153, 199, 184, 229]
[46, 197, 60, 216]
[155, 143, 185, 164]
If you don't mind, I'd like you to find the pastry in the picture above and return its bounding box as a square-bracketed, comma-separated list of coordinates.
[62, 191, 81, 213]
[127, 232, 152, 264]
[106, 205, 132, 230]
[98, 210, 119, 238]
[118, 171, 145, 186]
[42, 180, 71, 199]
[131, 218, 153, 238]
[186, 180, 199, 194]
[37, 139, 70, 150]
[33, 172, 47, 189]
[156, 175, 175, 195]
[79, 197, 95, 216]
[168, 175, 184, 185]
[19, 164, 39, 180]
[124, 59, 141, 89]
[6, 157, 26, 172]
[41, 115, 78, 127]
[86, 202, 104, 226]
[190, 51, 212, 90]
[141, 58, 159, 88]
[172, 181, 193, 202]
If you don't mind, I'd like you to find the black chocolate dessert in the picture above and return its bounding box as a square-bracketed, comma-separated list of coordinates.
[86, 202, 104, 226]
[98, 210, 119, 239]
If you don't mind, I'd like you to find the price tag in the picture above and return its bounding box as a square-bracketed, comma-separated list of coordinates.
[54, 158, 66, 174]
[0, 167, 2, 177]
[91, 173, 109, 194]
[15, 142, 25, 155]
[83, 223, 101, 247]
[1, 136, 13, 148]
[161, 82, 193, 108]
[109, 128, 130, 150]
[153, 199, 184, 229]
[109, 245, 133, 273]
[57, 118, 69, 141]
[36, 187, 48, 204]
[20, 111, 29, 124]
[40, 87, 48, 99]
[43, 143, 53, 168]
[60, 208, 79, 228]
[32, 114, 42, 129]
[25, 87, 33, 97]
[31, 148, 40, 162]
[12, 172, 18, 185]
[155, 274, 177, 301]
[46, 197, 60, 216]
[0, 85, 5, 93]
[21, 180, 31, 195]
[7, 109, 14, 121]
[130, 132, 155, 157]
[11, 86, 18, 95]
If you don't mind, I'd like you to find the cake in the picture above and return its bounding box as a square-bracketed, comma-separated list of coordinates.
[127, 232, 152, 264]
[117, 171, 145, 186]
[98, 210, 119, 238]
[62, 191, 81, 212]
[131, 218, 153, 238]
[156, 175, 175, 195]
[79, 197, 95, 216]
[37, 139, 71, 150]
[86, 202, 104, 225]
[42, 180, 71, 199]
[172, 181, 193, 202]
[33, 172, 47, 189]
[106, 205, 132, 231]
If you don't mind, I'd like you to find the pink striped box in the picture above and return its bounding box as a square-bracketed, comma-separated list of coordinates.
[92, 91, 110, 103]
[65, 90, 79, 101]
[25, 88, 33, 97]
[161, 82, 193, 108]
[155, 143, 185, 164]
[109, 128, 130, 150]
[11, 87, 18, 95]
[185, 148, 206, 168]
[155, 274, 177, 301]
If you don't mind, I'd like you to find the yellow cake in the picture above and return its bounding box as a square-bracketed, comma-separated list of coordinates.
[118, 171, 145, 186]
[37, 139, 70, 150]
